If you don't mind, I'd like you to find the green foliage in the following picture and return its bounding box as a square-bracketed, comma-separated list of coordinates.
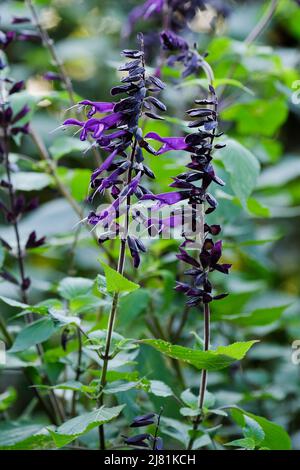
[49, 405, 125, 448]
[141, 340, 258, 371]
[0, 0, 299, 452]
[99, 260, 140, 293]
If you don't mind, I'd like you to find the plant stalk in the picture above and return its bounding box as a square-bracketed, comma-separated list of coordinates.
[97, 138, 138, 450]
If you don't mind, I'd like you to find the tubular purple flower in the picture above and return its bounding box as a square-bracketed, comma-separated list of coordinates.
[145, 132, 191, 154]
[79, 100, 115, 118]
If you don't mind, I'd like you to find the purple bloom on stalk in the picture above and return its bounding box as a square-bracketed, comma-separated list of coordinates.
[79, 100, 115, 118]
[0, 30, 16, 49]
[43, 71, 62, 81]
[130, 413, 156, 427]
[160, 30, 188, 51]
[124, 0, 164, 36]
[11, 17, 31, 24]
[145, 132, 190, 154]
[124, 434, 151, 448]
[63, 112, 122, 141]
[142, 190, 190, 207]
[65, 38, 168, 267]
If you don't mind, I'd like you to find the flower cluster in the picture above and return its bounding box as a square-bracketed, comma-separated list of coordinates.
[62, 36, 167, 267]
[141, 83, 231, 306]
[124, 0, 232, 37]
[0, 23, 45, 292]
[123, 412, 163, 450]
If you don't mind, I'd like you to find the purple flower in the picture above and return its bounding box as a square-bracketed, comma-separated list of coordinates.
[124, 0, 164, 36]
[79, 100, 115, 118]
[130, 413, 156, 427]
[160, 30, 188, 51]
[17, 30, 41, 42]
[124, 433, 150, 448]
[9, 81, 25, 95]
[142, 191, 190, 207]
[63, 113, 122, 141]
[0, 30, 16, 49]
[25, 231, 46, 249]
[145, 132, 191, 155]
[11, 17, 31, 24]
[43, 71, 62, 81]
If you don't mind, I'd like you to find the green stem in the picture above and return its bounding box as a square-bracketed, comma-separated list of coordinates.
[97, 138, 138, 450]
[187, 303, 210, 450]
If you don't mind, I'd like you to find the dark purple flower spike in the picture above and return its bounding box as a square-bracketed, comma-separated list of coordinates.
[63, 36, 167, 267]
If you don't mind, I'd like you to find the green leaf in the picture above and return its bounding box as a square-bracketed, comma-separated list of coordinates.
[0, 423, 54, 450]
[10, 172, 52, 191]
[49, 136, 90, 160]
[178, 77, 254, 95]
[226, 437, 256, 450]
[70, 169, 91, 201]
[222, 305, 289, 327]
[243, 416, 265, 446]
[57, 277, 94, 300]
[99, 260, 140, 293]
[49, 405, 124, 448]
[141, 339, 258, 371]
[149, 380, 173, 397]
[10, 318, 58, 353]
[216, 138, 260, 207]
[247, 198, 270, 218]
[0, 296, 29, 309]
[230, 408, 292, 450]
[118, 289, 150, 325]
[0, 387, 17, 412]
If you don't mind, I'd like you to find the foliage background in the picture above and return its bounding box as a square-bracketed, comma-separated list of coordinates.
[0, 0, 300, 450]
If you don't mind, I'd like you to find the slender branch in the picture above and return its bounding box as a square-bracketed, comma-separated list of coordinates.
[172, 305, 190, 343]
[152, 408, 163, 450]
[219, 0, 279, 100]
[245, 0, 279, 45]
[97, 138, 138, 450]
[25, 0, 102, 167]
[71, 327, 83, 416]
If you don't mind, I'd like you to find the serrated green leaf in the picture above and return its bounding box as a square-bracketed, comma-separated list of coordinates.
[99, 260, 140, 293]
[49, 405, 124, 448]
[141, 339, 258, 371]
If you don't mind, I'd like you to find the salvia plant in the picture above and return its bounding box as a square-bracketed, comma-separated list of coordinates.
[0, 0, 299, 454]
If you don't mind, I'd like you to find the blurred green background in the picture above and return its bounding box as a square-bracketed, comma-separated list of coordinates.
[0, 0, 300, 450]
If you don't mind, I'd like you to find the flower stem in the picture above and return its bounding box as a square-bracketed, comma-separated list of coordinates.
[187, 303, 210, 450]
[71, 327, 83, 416]
[245, 0, 279, 45]
[97, 138, 138, 450]
[25, 0, 102, 167]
